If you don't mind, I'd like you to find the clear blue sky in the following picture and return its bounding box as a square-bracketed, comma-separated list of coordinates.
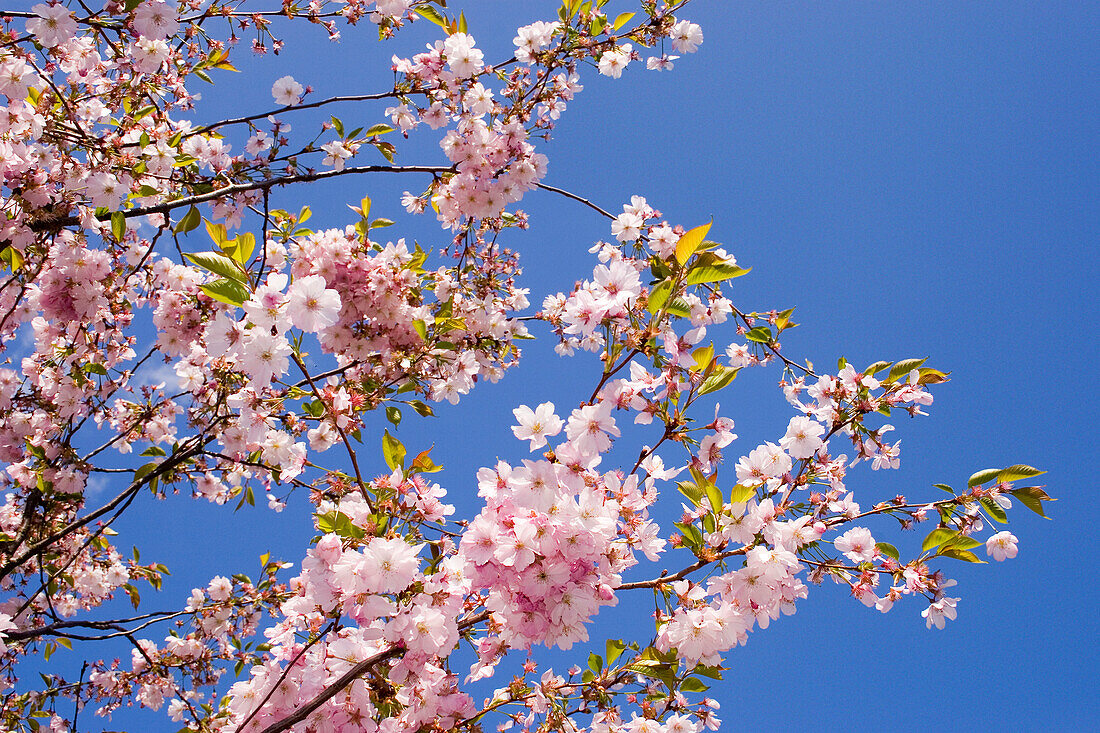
[69, 1, 1098, 730]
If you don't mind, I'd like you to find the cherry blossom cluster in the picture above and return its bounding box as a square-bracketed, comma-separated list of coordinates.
[461, 452, 661, 651]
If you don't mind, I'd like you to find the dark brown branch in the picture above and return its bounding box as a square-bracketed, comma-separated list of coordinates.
[257, 610, 491, 733]
[189, 92, 415, 137]
[537, 182, 616, 220]
[28, 165, 452, 232]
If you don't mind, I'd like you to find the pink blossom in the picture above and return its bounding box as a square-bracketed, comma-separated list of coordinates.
[271, 75, 303, 106]
[27, 3, 77, 47]
[511, 402, 564, 450]
[287, 275, 341, 332]
[986, 531, 1019, 561]
[834, 527, 876, 563]
[780, 416, 825, 459]
[599, 44, 633, 78]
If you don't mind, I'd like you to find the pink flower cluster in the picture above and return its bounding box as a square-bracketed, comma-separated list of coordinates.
[461, 449, 661, 651]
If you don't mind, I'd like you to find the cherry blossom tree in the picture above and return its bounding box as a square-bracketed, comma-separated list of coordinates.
[0, 1, 1054, 732]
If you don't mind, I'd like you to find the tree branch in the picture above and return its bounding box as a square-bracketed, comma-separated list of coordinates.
[29, 165, 452, 231]
[256, 610, 490, 733]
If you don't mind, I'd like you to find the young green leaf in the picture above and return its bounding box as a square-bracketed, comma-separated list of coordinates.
[184, 251, 248, 283]
[699, 366, 738, 395]
[612, 11, 635, 29]
[967, 468, 1001, 487]
[729, 484, 755, 504]
[111, 211, 126, 241]
[200, 278, 250, 306]
[1010, 486, 1054, 518]
[875, 542, 900, 561]
[605, 638, 627, 665]
[997, 464, 1046, 483]
[939, 548, 985, 563]
[174, 206, 201, 234]
[745, 326, 773, 344]
[382, 430, 406, 471]
[921, 527, 958, 553]
[886, 357, 927, 383]
[647, 280, 672, 314]
[675, 221, 712, 265]
[685, 263, 750, 285]
[979, 497, 1008, 524]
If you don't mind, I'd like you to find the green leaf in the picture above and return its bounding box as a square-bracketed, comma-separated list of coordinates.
[350, 195, 372, 220]
[968, 468, 1001, 487]
[933, 483, 955, 494]
[413, 5, 447, 27]
[729, 484, 755, 504]
[685, 263, 751, 285]
[371, 217, 395, 229]
[373, 140, 396, 161]
[650, 255, 673, 280]
[184, 251, 247, 283]
[939, 548, 985, 563]
[704, 481, 724, 513]
[134, 461, 160, 483]
[874, 542, 900, 561]
[676, 480, 703, 506]
[111, 211, 126, 241]
[409, 400, 435, 417]
[330, 115, 344, 137]
[917, 367, 950, 384]
[680, 677, 710, 693]
[205, 220, 228, 245]
[674, 521, 702, 549]
[647, 280, 672, 314]
[612, 11, 635, 29]
[699, 366, 738, 395]
[605, 638, 627, 665]
[588, 652, 603, 674]
[200, 278, 250, 307]
[863, 360, 893, 376]
[744, 327, 773, 344]
[1010, 486, 1054, 518]
[942, 535, 983, 552]
[365, 123, 395, 137]
[627, 659, 676, 687]
[886, 357, 927, 383]
[691, 343, 714, 372]
[921, 528, 958, 553]
[665, 297, 693, 318]
[316, 510, 364, 540]
[174, 206, 201, 234]
[997, 464, 1046, 483]
[691, 663, 725, 680]
[675, 222, 711, 265]
[0, 245, 23, 272]
[382, 430, 406, 471]
[775, 307, 796, 331]
[980, 497, 1008, 524]
[386, 405, 402, 426]
[235, 232, 256, 264]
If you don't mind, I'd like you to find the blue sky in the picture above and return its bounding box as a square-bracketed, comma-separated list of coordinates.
[53, 1, 1098, 730]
